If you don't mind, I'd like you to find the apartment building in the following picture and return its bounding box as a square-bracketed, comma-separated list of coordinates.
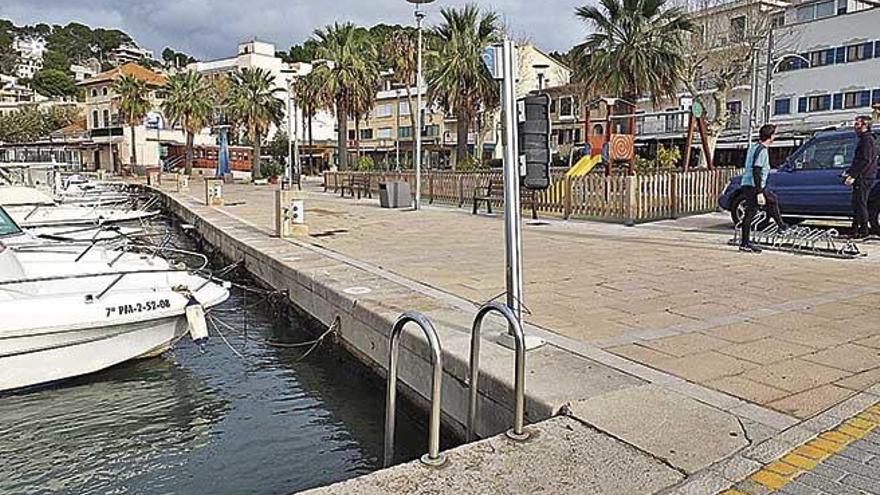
[768, 1, 880, 134]
[108, 43, 156, 66]
[12, 37, 45, 80]
[346, 43, 571, 169]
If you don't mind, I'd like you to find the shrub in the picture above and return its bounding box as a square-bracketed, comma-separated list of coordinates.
[356, 155, 375, 171]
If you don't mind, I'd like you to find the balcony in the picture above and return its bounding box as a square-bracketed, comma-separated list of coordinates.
[89, 127, 124, 139]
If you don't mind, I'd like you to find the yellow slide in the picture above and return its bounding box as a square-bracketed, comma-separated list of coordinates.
[566, 154, 602, 178]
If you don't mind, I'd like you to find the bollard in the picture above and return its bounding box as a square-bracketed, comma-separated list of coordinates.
[176, 173, 189, 193]
[275, 189, 308, 238]
[204, 178, 223, 206]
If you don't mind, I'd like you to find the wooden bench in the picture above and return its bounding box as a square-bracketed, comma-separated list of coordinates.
[472, 180, 538, 220]
[340, 175, 373, 199]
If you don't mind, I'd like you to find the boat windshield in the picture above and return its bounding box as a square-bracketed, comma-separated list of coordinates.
[0, 207, 23, 237]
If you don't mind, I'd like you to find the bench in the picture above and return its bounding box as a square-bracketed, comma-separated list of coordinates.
[340, 175, 373, 199]
[472, 180, 538, 220]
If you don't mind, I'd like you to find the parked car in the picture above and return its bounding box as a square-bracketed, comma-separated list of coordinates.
[719, 129, 880, 228]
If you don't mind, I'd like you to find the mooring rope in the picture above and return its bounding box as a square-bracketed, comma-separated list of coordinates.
[206, 314, 340, 362]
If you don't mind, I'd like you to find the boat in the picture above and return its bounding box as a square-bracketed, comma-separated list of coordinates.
[0, 207, 230, 393]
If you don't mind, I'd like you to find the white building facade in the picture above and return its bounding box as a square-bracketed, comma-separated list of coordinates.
[12, 37, 46, 80]
[768, 2, 880, 133]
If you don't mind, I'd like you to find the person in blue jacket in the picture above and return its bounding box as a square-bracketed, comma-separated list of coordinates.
[739, 124, 788, 253]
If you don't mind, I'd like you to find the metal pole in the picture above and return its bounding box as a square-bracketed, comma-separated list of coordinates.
[501, 38, 524, 329]
[763, 28, 775, 125]
[747, 48, 759, 142]
[415, 8, 425, 210]
[396, 89, 401, 171]
[293, 95, 301, 188]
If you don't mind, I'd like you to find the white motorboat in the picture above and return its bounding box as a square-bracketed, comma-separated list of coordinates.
[0, 209, 229, 393]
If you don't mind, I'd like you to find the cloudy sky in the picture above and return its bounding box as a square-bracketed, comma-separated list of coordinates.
[3, 0, 590, 59]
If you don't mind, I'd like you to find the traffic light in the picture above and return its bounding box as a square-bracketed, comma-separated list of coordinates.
[517, 94, 551, 190]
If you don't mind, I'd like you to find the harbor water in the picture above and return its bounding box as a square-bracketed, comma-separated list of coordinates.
[0, 217, 430, 495]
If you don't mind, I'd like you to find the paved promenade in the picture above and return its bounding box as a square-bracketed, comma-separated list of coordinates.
[210, 178, 880, 420]
[157, 176, 880, 493]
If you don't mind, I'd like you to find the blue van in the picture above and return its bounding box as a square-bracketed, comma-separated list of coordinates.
[719, 129, 880, 228]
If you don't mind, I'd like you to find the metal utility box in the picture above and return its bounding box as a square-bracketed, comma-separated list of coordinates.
[379, 181, 412, 208]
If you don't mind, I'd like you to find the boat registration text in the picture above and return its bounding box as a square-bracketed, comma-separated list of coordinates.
[105, 299, 172, 317]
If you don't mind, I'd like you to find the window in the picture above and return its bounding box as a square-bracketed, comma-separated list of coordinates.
[549, 98, 556, 113]
[843, 90, 872, 109]
[348, 130, 356, 140]
[592, 124, 604, 136]
[873, 89, 880, 106]
[847, 42, 873, 62]
[792, 136, 856, 169]
[771, 14, 785, 28]
[398, 126, 413, 138]
[398, 101, 411, 116]
[102, 87, 108, 96]
[837, 0, 848, 14]
[373, 104, 393, 118]
[726, 101, 742, 130]
[574, 129, 582, 143]
[809, 49, 835, 67]
[807, 95, 832, 112]
[423, 124, 440, 137]
[359, 129, 373, 140]
[91, 89, 97, 98]
[835, 47, 847, 64]
[774, 98, 791, 115]
[92, 110, 99, 128]
[730, 16, 746, 43]
[559, 97, 574, 118]
[816, 0, 836, 17]
[833, 93, 844, 110]
[102, 109, 110, 127]
[377, 127, 393, 139]
[0, 208, 22, 237]
[796, 4, 814, 21]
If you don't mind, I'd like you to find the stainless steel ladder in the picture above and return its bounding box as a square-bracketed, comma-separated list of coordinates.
[468, 301, 529, 442]
[384, 311, 446, 468]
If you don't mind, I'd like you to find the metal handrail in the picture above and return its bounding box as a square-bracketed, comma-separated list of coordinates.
[468, 301, 529, 442]
[384, 311, 446, 468]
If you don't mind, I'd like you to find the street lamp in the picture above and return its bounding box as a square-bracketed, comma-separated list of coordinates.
[406, 0, 436, 210]
[280, 68, 302, 189]
[763, 53, 812, 126]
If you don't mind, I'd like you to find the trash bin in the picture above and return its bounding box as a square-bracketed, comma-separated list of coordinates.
[379, 181, 412, 208]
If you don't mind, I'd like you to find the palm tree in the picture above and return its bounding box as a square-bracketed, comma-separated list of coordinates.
[291, 72, 322, 174]
[312, 22, 380, 170]
[573, 0, 693, 105]
[162, 71, 213, 176]
[384, 28, 420, 163]
[428, 4, 501, 167]
[227, 67, 284, 178]
[112, 73, 151, 169]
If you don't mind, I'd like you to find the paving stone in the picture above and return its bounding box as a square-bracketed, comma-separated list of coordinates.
[795, 472, 861, 495]
[777, 480, 824, 495]
[835, 368, 880, 392]
[825, 454, 880, 481]
[718, 338, 815, 365]
[743, 359, 852, 394]
[706, 376, 791, 404]
[804, 344, 880, 374]
[656, 351, 757, 383]
[839, 473, 880, 493]
[768, 385, 857, 419]
[641, 333, 728, 357]
[838, 444, 875, 464]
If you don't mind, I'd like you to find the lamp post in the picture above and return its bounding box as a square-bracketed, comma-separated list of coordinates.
[391, 82, 406, 172]
[406, 0, 436, 210]
[763, 53, 812, 125]
[280, 68, 302, 189]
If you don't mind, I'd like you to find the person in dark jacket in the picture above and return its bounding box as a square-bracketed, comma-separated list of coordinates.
[844, 116, 877, 238]
[739, 124, 787, 253]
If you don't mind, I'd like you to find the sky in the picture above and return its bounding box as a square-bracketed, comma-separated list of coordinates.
[2, 0, 591, 60]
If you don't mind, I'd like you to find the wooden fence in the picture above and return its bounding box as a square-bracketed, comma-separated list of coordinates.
[322, 168, 740, 224]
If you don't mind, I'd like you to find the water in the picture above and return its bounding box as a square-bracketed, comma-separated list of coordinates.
[0, 221, 430, 495]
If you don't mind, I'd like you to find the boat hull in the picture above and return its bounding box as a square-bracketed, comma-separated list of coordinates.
[0, 316, 188, 393]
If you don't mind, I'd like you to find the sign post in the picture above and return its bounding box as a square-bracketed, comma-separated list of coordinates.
[491, 39, 545, 351]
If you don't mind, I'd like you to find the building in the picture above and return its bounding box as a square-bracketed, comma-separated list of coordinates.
[12, 37, 46, 80]
[108, 43, 156, 66]
[345, 43, 571, 169]
[768, 2, 880, 134]
[77, 62, 212, 172]
[70, 61, 100, 82]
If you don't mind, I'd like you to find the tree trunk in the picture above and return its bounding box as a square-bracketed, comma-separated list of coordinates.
[253, 128, 262, 178]
[455, 109, 469, 169]
[184, 131, 194, 176]
[704, 90, 729, 169]
[337, 97, 348, 170]
[130, 124, 138, 167]
[308, 113, 314, 175]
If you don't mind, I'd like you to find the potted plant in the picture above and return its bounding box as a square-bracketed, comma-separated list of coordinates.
[262, 161, 283, 184]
